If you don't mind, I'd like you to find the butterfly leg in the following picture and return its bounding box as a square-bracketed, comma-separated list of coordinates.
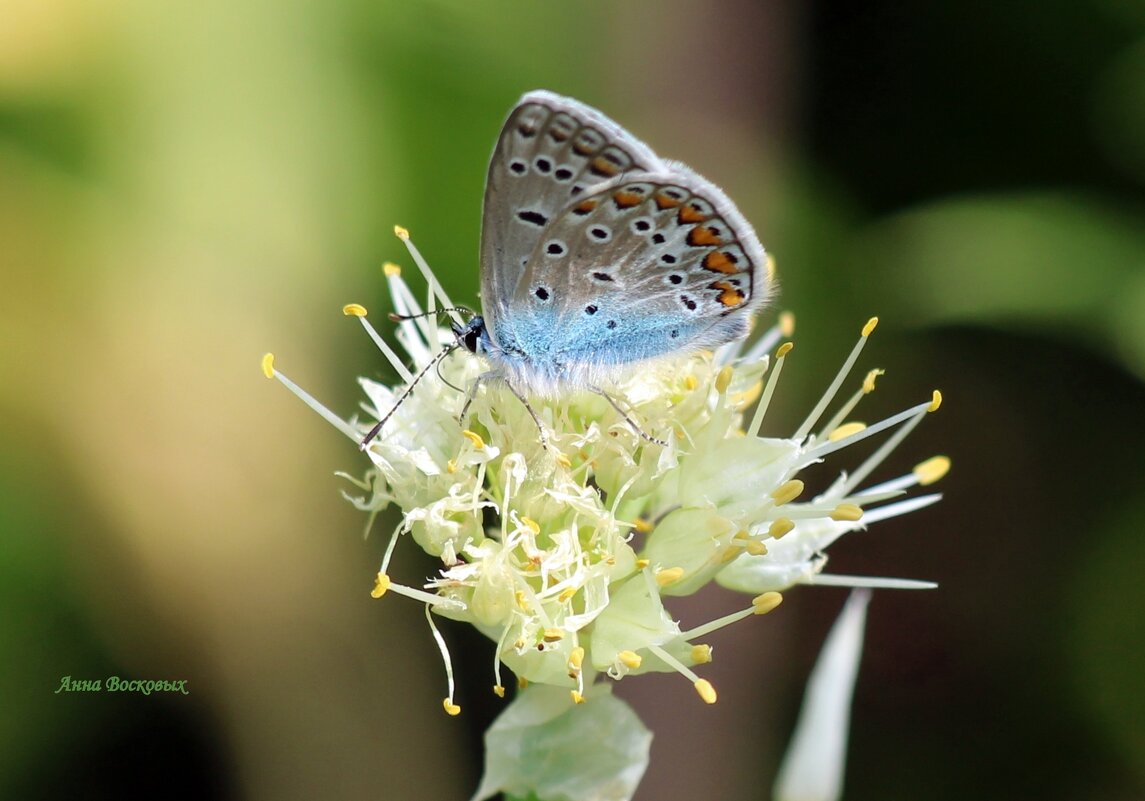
[590, 386, 668, 447]
[503, 381, 550, 450]
[458, 374, 485, 428]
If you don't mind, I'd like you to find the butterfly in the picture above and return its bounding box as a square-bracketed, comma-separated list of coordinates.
[367, 90, 773, 448]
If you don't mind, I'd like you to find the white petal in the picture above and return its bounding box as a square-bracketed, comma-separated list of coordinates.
[774, 590, 871, 801]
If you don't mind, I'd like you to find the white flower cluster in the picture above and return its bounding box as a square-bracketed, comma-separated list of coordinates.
[263, 229, 947, 720]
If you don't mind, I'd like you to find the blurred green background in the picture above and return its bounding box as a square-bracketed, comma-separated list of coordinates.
[3, 0, 1144, 798]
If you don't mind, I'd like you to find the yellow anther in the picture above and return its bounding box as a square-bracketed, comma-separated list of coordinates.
[558, 587, 576, 603]
[618, 650, 643, 669]
[655, 567, 685, 587]
[752, 591, 784, 615]
[342, 303, 367, 317]
[521, 517, 540, 535]
[515, 591, 528, 611]
[831, 503, 864, 522]
[569, 647, 585, 670]
[690, 644, 713, 664]
[694, 679, 718, 704]
[260, 353, 275, 379]
[862, 368, 884, 394]
[928, 389, 943, 412]
[442, 698, 461, 716]
[828, 422, 867, 442]
[462, 430, 486, 450]
[766, 252, 778, 280]
[393, 225, 410, 240]
[555, 452, 572, 468]
[633, 517, 654, 534]
[518, 676, 529, 689]
[371, 573, 391, 598]
[571, 690, 585, 705]
[776, 341, 794, 358]
[720, 547, 740, 563]
[635, 558, 650, 570]
[768, 518, 795, 539]
[733, 529, 750, 541]
[446, 459, 457, 474]
[492, 685, 505, 698]
[715, 365, 734, 394]
[745, 540, 768, 556]
[542, 628, 565, 642]
[779, 310, 795, 337]
[862, 316, 879, 337]
[684, 375, 698, 391]
[382, 261, 401, 277]
[914, 455, 951, 486]
[770, 479, 804, 506]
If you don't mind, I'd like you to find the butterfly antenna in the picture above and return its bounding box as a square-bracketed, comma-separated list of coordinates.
[360, 342, 461, 449]
[388, 306, 474, 323]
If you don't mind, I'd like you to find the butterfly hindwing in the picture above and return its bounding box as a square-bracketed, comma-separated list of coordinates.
[502, 163, 772, 367]
[480, 91, 664, 337]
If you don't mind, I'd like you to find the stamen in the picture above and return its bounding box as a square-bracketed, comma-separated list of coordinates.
[262, 358, 360, 441]
[462, 430, 486, 450]
[690, 644, 712, 664]
[804, 574, 937, 589]
[753, 591, 784, 614]
[861, 494, 942, 524]
[678, 591, 784, 640]
[694, 679, 717, 704]
[379, 518, 405, 576]
[646, 643, 714, 702]
[769, 518, 795, 539]
[424, 605, 459, 715]
[828, 422, 867, 442]
[817, 368, 883, 440]
[748, 342, 792, 437]
[371, 573, 391, 598]
[829, 504, 864, 522]
[394, 225, 460, 322]
[836, 399, 934, 493]
[804, 398, 932, 465]
[915, 456, 950, 485]
[771, 479, 805, 506]
[715, 365, 734, 394]
[655, 567, 685, 587]
[618, 650, 642, 669]
[571, 690, 586, 704]
[345, 304, 414, 384]
[793, 318, 878, 441]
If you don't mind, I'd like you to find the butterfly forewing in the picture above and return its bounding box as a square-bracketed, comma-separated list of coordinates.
[507, 164, 771, 366]
[480, 91, 664, 336]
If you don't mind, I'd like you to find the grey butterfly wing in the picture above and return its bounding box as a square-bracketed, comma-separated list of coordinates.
[480, 91, 665, 338]
[505, 163, 773, 367]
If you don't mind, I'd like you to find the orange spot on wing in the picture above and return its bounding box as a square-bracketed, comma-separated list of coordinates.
[613, 191, 643, 209]
[702, 251, 739, 274]
[678, 204, 708, 224]
[654, 193, 683, 209]
[710, 281, 746, 307]
[687, 226, 722, 247]
[590, 155, 621, 177]
[573, 199, 598, 215]
[573, 139, 596, 156]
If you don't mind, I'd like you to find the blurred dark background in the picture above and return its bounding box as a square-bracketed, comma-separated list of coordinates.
[3, 0, 1143, 799]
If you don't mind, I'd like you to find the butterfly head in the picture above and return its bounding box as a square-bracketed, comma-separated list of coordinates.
[453, 315, 488, 355]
